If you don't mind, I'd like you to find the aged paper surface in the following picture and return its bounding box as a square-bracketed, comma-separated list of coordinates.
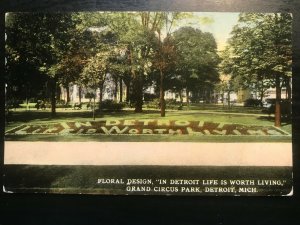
[4, 12, 292, 195]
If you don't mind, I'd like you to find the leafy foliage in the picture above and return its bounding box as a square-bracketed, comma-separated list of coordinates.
[172, 27, 220, 103]
[6, 12, 222, 117]
[221, 13, 292, 91]
[220, 13, 292, 126]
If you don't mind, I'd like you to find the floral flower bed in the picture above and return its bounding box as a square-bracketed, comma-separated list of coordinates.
[5, 120, 289, 136]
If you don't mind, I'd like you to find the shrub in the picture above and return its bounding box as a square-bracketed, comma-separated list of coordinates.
[244, 98, 263, 107]
[56, 99, 66, 105]
[98, 100, 125, 111]
[6, 99, 22, 109]
[145, 98, 160, 109]
[56, 103, 72, 108]
[145, 98, 182, 110]
[165, 99, 182, 110]
[85, 92, 95, 99]
[56, 100, 72, 108]
[35, 100, 47, 109]
[144, 93, 157, 101]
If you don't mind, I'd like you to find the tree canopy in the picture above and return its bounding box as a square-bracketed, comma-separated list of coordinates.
[172, 26, 220, 104]
[221, 13, 292, 126]
[5, 12, 222, 117]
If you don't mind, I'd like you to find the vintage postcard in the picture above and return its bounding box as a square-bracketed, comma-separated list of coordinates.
[3, 12, 292, 195]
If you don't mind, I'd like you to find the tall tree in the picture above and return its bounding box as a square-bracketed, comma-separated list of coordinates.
[152, 12, 183, 117]
[125, 13, 158, 112]
[81, 52, 110, 119]
[5, 13, 48, 107]
[172, 27, 220, 106]
[222, 13, 292, 126]
[104, 12, 164, 112]
[6, 13, 79, 116]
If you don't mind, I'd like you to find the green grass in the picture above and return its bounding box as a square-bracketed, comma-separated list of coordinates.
[188, 104, 264, 113]
[5, 106, 292, 142]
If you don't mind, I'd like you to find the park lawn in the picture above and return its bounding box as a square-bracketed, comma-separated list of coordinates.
[5, 108, 292, 142]
[188, 104, 264, 114]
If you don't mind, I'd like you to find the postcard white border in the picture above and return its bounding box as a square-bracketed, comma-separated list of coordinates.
[4, 141, 292, 166]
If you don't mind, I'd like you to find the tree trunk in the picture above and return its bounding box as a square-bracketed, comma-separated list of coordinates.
[66, 85, 70, 104]
[259, 79, 264, 102]
[208, 89, 211, 103]
[56, 85, 61, 101]
[99, 85, 103, 113]
[119, 78, 123, 103]
[25, 84, 29, 110]
[114, 78, 118, 101]
[99, 87, 103, 104]
[26, 98, 29, 111]
[160, 68, 165, 117]
[259, 90, 264, 102]
[275, 74, 281, 127]
[125, 82, 130, 103]
[179, 91, 183, 105]
[228, 91, 231, 108]
[222, 91, 225, 105]
[286, 77, 291, 102]
[186, 88, 189, 109]
[134, 75, 143, 113]
[78, 86, 82, 104]
[92, 88, 96, 120]
[93, 96, 95, 120]
[129, 46, 143, 112]
[50, 78, 56, 117]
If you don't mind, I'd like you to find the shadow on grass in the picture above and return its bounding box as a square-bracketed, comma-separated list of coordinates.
[6, 109, 167, 123]
[7, 107, 270, 124]
[7, 110, 125, 122]
[257, 115, 292, 126]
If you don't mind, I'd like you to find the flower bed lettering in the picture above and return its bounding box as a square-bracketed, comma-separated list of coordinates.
[5, 120, 290, 136]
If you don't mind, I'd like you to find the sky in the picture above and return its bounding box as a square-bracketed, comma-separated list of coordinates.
[175, 12, 240, 51]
